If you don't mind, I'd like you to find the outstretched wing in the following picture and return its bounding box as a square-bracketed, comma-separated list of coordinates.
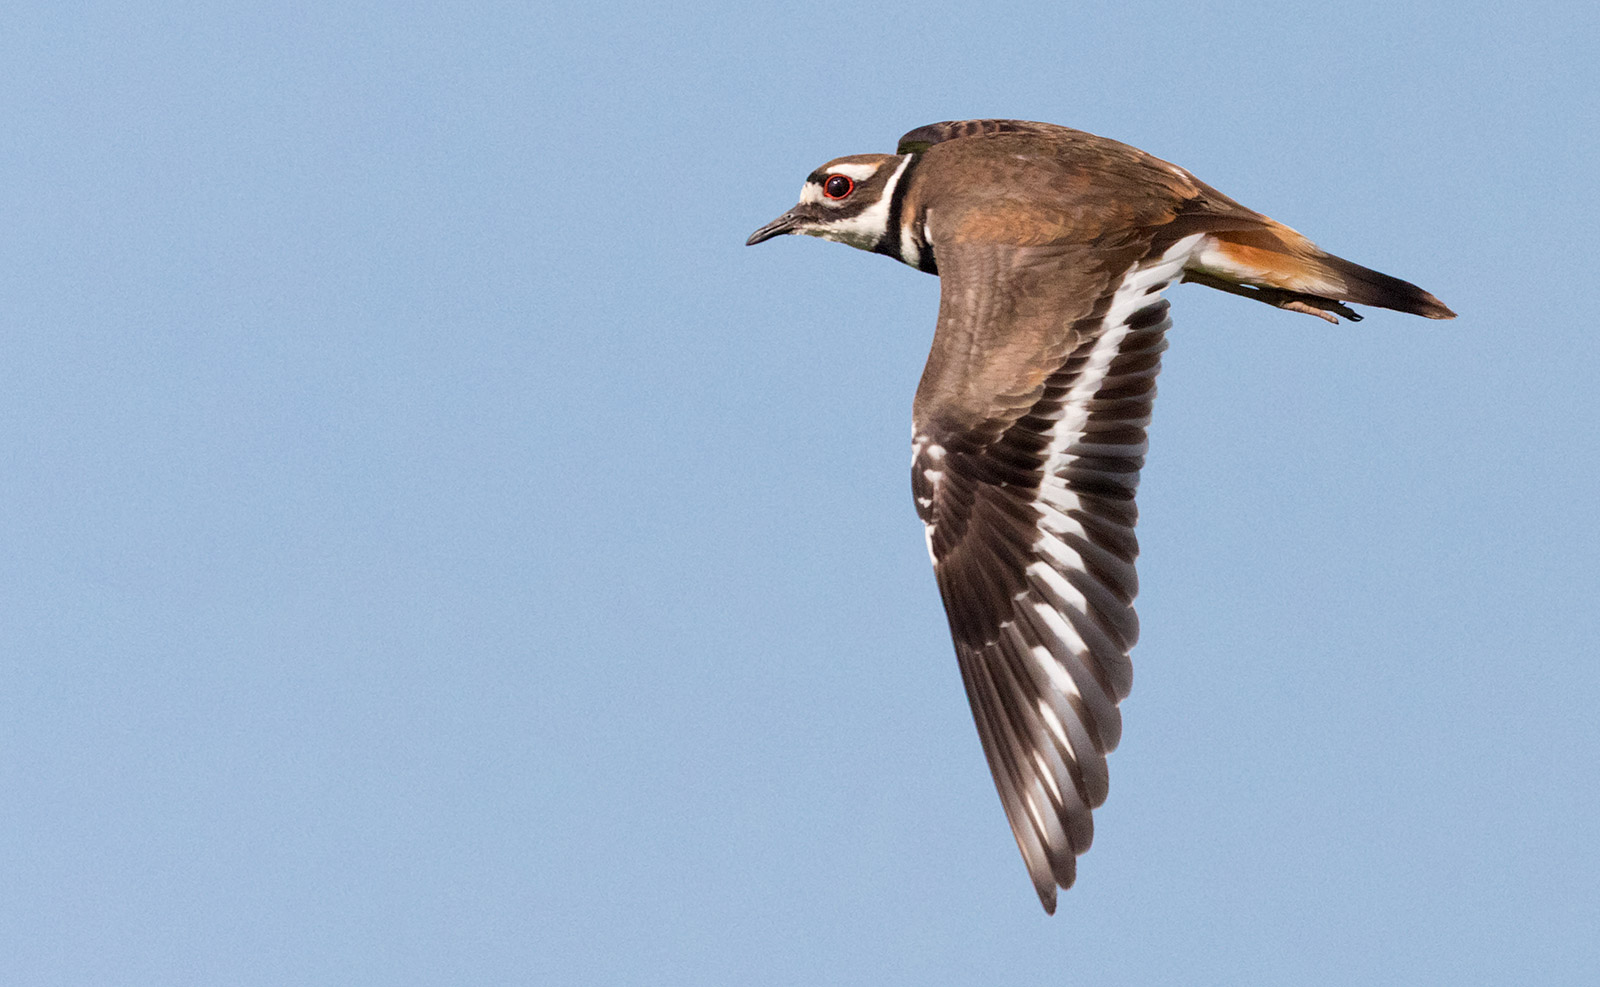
[913, 234, 1202, 912]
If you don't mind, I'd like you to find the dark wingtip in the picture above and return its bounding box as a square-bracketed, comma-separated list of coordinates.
[1038, 886, 1058, 915]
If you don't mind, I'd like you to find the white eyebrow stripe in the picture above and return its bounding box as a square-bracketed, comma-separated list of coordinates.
[824, 162, 884, 181]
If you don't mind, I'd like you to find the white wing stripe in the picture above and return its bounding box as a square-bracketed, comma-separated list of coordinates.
[1025, 559, 1088, 614]
[1033, 535, 1089, 582]
[1039, 233, 1204, 479]
[1037, 699, 1076, 761]
[1036, 503, 1091, 541]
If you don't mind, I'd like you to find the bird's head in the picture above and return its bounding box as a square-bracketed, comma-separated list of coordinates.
[746, 154, 908, 252]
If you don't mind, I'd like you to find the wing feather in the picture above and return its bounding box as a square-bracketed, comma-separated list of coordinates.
[914, 235, 1201, 912]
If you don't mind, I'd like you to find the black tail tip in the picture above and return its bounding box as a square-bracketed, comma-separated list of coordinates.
[1329, 255, 1456, 320]
[1417, 294, 1457, 320]
[1387, 289, 1455, 320]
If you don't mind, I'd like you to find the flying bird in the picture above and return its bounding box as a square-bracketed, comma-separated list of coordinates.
[746, 119, 1454, 913]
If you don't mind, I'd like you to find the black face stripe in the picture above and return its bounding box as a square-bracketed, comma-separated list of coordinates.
[872, 153, 920, 265]
[797, 167, 881, 228]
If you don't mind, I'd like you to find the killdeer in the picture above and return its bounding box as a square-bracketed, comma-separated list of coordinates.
[747, 119, 1454, 913]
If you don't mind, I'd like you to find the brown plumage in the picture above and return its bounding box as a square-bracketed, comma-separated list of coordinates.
[748, 119, 1454, 912]
[899, 120, 1454, 327]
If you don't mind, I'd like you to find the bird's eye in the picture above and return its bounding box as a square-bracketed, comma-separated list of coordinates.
[823, 174, 854, 200]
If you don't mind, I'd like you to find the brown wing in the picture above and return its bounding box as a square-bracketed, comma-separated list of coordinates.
[912, 235, 1202, 912]
[902, 120, 1455, 320]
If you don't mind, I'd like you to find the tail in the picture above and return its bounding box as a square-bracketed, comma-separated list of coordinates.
[1183, 223, 1456, 323]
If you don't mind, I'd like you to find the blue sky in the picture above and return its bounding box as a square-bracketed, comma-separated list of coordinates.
[4, 1, 1598, 984]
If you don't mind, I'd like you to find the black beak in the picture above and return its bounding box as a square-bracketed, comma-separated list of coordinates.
[746, 211, 800, 246]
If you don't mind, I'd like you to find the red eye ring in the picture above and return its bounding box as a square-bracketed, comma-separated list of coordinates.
[822, 174, 854, 200]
